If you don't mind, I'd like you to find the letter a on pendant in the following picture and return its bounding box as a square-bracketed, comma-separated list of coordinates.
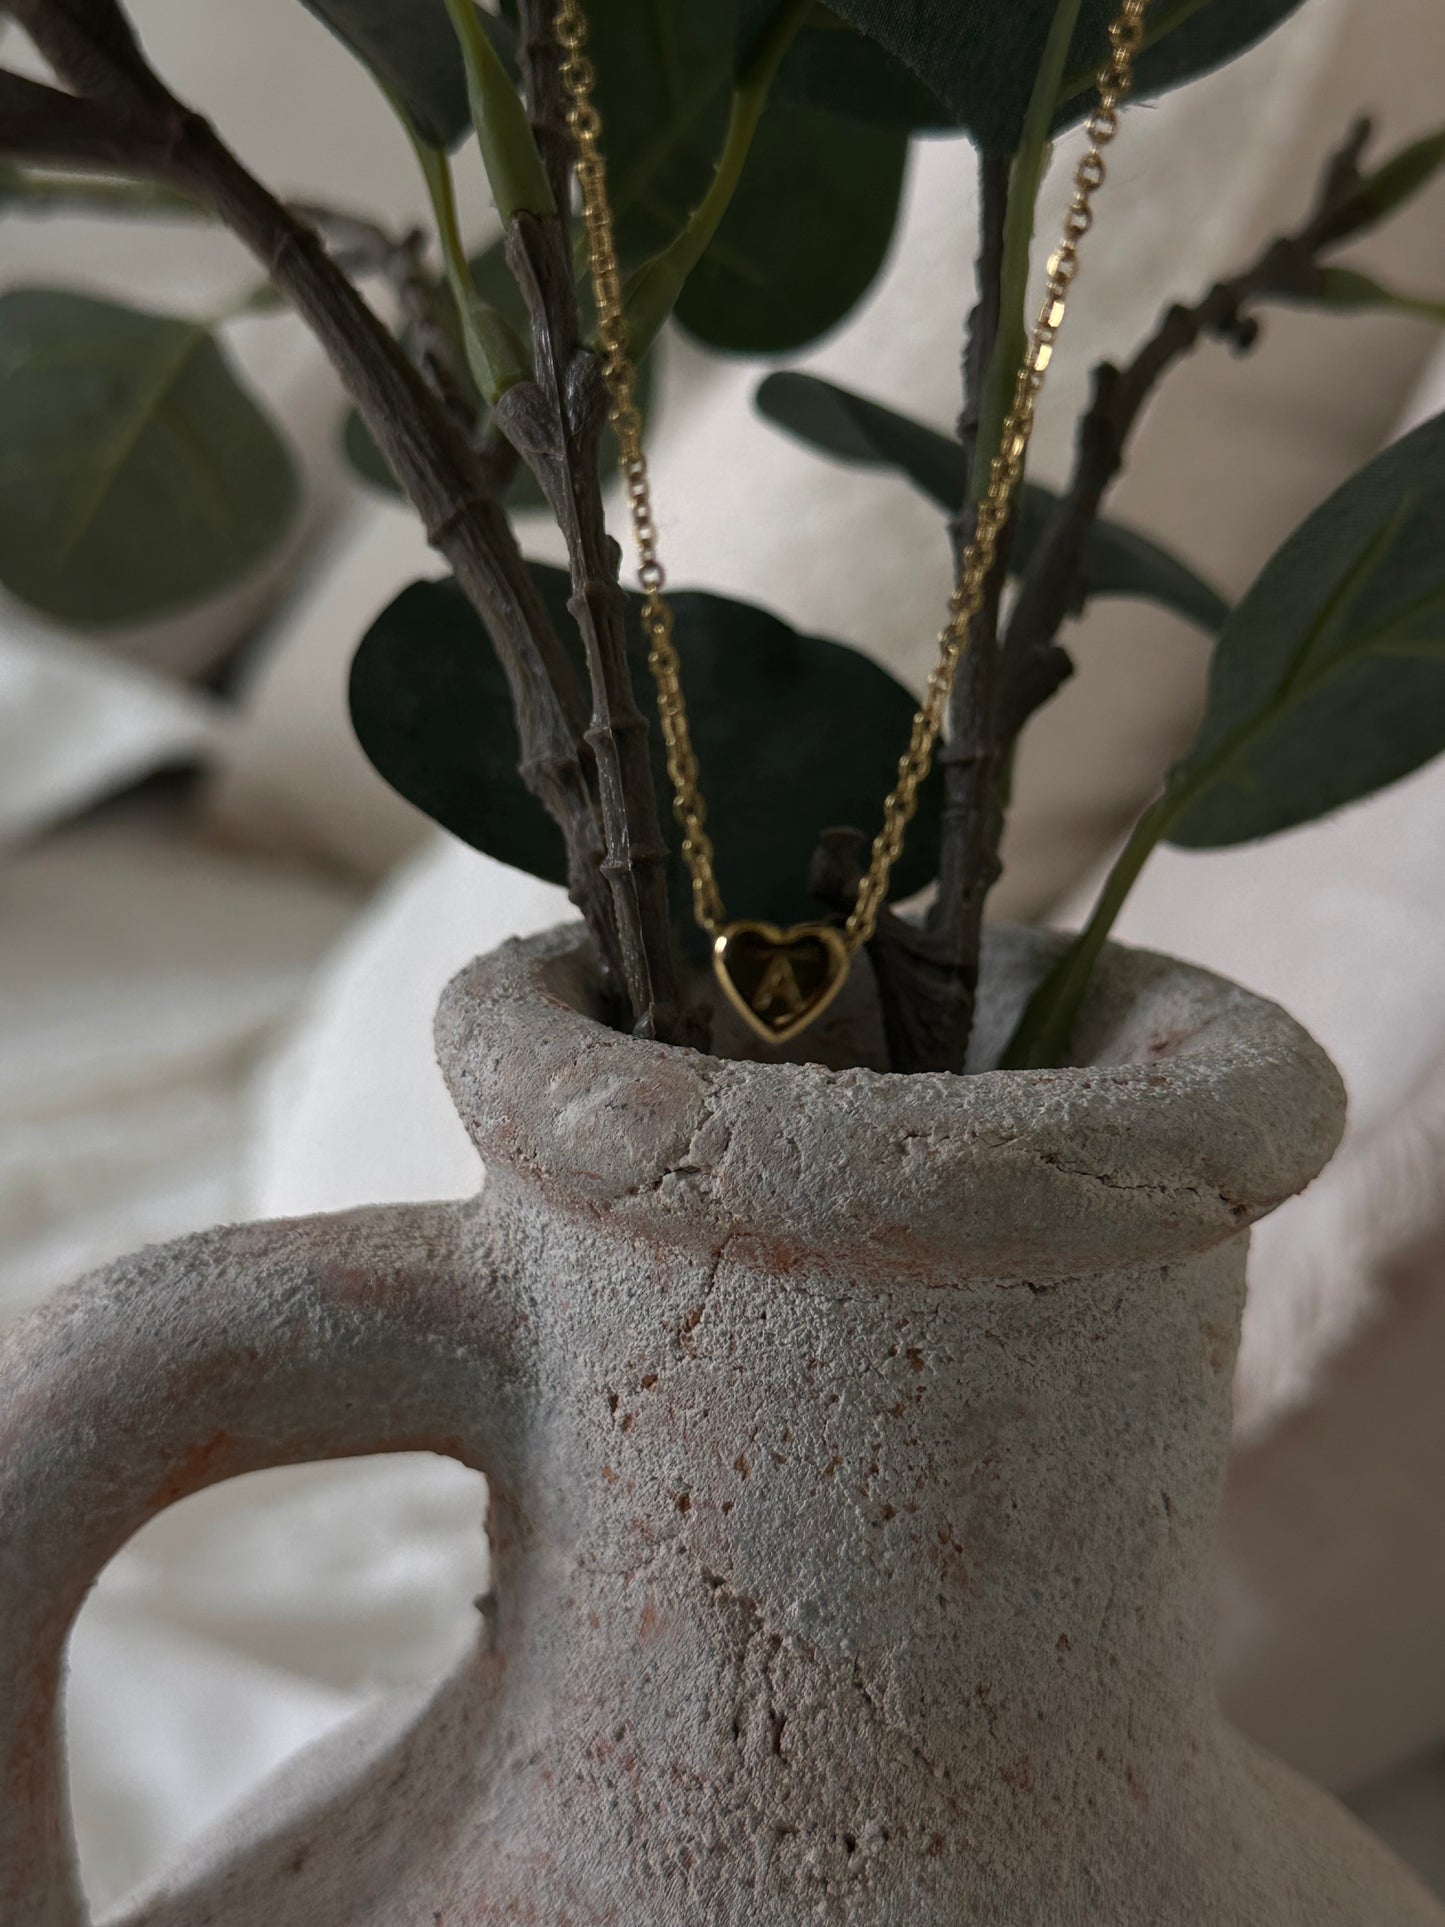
[712, 921, 851, 1046]
[753, 950, 805, 1021]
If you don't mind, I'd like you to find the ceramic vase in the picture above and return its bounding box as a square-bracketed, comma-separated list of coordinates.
[3, 925, 1441, 1926]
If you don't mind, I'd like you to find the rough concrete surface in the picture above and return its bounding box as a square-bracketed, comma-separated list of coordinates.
[1, 925, 1438, 1925]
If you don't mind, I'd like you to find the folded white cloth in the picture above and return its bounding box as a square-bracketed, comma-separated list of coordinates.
[0, 802, 357, 1324]
[251, 836, 568, 1216]
[0, 624, 220, 850]
[71, 1453, 490, 1921]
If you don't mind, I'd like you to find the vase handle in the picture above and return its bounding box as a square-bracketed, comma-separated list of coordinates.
[0, 1197, 529, 1927]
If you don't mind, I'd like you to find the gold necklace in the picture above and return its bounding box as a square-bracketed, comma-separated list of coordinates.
[555, 0, 1149, 1045]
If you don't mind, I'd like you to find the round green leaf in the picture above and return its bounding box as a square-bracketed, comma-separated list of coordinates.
[675, 108, 908, 355]
[297, 0, 471, 149]
[592, 0, 908, 354]
[745, 5, 957, 129]
[1166, 409, 1445, 846]
[349, 575, 568, 883]
[350, 567, 942, 928]
[824, 0, 1311, 152]
[590, 0, 735, 269]
[0, 287, 299, 627]
[757, 370, 1228, 630]
[658, 585, 943, 919]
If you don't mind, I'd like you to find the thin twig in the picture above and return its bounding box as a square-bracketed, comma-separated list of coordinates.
[841, 152, 1014, 1074]
[811, 830, 951, 1075]
[916, 148, 1015, 1074]
[500, 0, 680, 1041]
[288, 202, 480, 433]
[1001, 116, 1380, 739]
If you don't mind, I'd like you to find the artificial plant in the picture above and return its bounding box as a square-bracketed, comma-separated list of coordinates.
[1, 0, 1443, 1070]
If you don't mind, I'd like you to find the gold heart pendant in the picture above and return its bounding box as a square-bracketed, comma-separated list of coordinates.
[712, 921, 851, 1046]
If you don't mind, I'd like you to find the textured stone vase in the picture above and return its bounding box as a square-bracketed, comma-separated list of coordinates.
[3, 925, 1442, 1926]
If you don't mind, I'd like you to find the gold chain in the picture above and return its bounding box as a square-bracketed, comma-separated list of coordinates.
[555, 0, 1148, 955]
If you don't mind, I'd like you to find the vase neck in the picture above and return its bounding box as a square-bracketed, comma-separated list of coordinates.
[498, 1195, 1246, 1773]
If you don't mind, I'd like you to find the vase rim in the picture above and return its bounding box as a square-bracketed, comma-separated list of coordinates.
[436, 922, 1345, 1278]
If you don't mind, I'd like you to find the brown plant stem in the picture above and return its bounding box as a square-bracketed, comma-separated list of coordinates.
[913, 148, 1015, 1075]
[870, 116, 1389, 1074]
[831, 118, 1380, 1073]
[499, 0, 680, 1040]
[1000, 116, 1380, 738]
[845, 152, 1015, 1074]
[809, 830, 943, 1075]
[0, 1, 628, 993]
[289, 202, 479, 436]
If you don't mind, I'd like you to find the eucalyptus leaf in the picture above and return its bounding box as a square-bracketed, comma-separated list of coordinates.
[0, 287, 299, 627]
[590, 1, 754, 267]
[1165, 408, 1445, 846]
[674, 109, 907, 355]
[351, 576, 568, 885]
[590, 0, 907, 354]
[1317, 125, 1445, 245]
[740, 3, 956, 129]
[822, 0, 1310, 152]
[350, 568, 942, 931]
[1001, 409, 1445, 1070]
[757, 371, 1228, 632]
[1305, 267, 1445, 329]
[298, 0, 471, 148]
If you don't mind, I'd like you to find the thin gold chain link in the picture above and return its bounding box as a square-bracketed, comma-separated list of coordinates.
[555, 0, 1149, 950]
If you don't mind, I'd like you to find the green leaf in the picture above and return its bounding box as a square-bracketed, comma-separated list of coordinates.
[822, 0, 1310, 152]
[590, 1, 750, 266]
[405, 135, 531, 402]
[756, 371, 1229, 631]
[0, 287, 299, 627]
[742, 3, 957, 129]
[759, 368, 968, 501]
[351, 576, 569, 887]
[1306, 266, 1445, 328]
[441, 0, 554, 218]
[618, 0, 818, 359]
[590, 0, 907, 354]
[1001, 410, 1445, 1070]
[674, 106, 908, 355]
[1166, 409, 1445, 846]
[1317, 125, 1445, 244]
[344, 234, 653, 508]
[298, 0, 471, 148]
[349, 567, 943, 930]
[1049, 504, 1229, 634]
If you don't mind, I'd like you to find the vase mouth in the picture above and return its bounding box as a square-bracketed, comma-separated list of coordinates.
[436, 922, 1345, 1279]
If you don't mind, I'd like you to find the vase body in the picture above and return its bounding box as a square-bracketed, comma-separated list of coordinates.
[2, 925, 1441, 1926]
